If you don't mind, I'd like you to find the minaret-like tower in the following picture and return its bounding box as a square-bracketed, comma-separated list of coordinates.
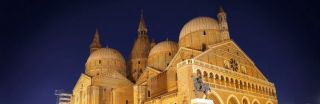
[217, 7, 230, 40]
[128, 11, 151, 82]
[90, 29, 101, 53]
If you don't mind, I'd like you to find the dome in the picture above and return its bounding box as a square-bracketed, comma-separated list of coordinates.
[86, 48, 126, 76]
[148, 40, 178, 57]
[179, 17, 219, 39]
[147, 40, 178, 71]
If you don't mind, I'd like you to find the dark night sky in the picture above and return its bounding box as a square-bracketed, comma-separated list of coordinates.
[1, 0, 320, 104]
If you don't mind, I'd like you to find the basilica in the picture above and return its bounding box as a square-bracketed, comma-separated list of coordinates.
[70, 8, 278, 104]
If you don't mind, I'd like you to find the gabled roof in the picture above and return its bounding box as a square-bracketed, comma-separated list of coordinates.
[92, 70, 133, 88]
[164, 47, 202, 71]
[194, 40, 268, 81]
[136, 67, 161, 85]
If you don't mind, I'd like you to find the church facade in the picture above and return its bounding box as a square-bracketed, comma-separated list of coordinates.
[70, 8, 278, 104]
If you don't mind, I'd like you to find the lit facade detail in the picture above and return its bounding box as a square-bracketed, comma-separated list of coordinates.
[70, 7, 278, 104]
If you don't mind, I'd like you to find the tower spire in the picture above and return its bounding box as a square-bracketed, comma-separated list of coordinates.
[90, 28, 101, 53]
[217, 7, 230, 40]
[138, 9, 147, 34]
[219, 6, 225, 13]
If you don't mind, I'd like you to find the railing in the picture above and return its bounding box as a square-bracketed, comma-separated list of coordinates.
[177, 59, 277, 99]
[204, 81, 277, 100]
[177, 59, 275, 86]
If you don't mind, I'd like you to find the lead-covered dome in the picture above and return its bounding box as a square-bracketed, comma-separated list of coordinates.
[148, 40, 178, 71]
[179, 17, 219, 39]
[85, 48, 126, 76]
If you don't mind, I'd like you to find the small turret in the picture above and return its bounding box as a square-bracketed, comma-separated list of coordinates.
[217, 7, 230, 40]
[138, 10, 148, 36]
[90, 29, 101, 53]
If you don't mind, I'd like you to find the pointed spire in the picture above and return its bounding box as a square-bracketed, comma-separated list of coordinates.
[219, 6, 225, 13]
[138, 9, 148, 33]
[90, 28, 101, 49]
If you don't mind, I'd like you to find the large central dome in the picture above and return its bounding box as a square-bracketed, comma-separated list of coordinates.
[179, 17, 219, 39]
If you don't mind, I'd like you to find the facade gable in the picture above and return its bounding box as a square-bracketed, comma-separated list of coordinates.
[194, 40, 268, 81]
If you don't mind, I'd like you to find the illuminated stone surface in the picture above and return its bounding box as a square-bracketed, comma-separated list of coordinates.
[70, 8, 278, 104]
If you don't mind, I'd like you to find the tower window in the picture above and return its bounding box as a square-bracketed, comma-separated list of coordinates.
[202, 44, 207, 51]
[169, 52, 171, 56]
[203, 31, 206, 35]
[138, 61, 140, 64]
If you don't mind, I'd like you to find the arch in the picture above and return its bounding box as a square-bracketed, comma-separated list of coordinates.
[203, 71, 208, 81]
[197, 69, 202, 76]
[235, 80, 239, 89]
[215, 74, 220, 84]
[227, 94, 240, 104]
[241, 96, 250, 104]
[230, 78, 234, 87]
[207, 90, 224, 104]
[226, 77, 230, 86]
[221, 76, 224, 81]
[265, 100, 273, 104]
[209, 73, 213, 78]
[203, 71, 208, 77]
[252, 99, 261, 104]
[220, 75, 225, 85]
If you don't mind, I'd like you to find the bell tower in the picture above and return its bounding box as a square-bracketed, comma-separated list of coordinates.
[217, 7, 230, 40]
[128, 10, 151, 82]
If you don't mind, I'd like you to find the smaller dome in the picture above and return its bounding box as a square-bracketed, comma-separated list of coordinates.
[149, 40, 178, 57]
[87, 48, 125, 63]
[86, 48, 126, 76]
[179, 17, 219, 39]
[148, 40, 178, 71]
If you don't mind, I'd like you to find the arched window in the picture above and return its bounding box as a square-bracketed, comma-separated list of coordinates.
[220, 76, 224, 84]
[197, 69, 202, 77]
[243, 99, 248, 104]
[202, 44, 207, 51]
[203, 71, 208, 77]
[235, 80, 239, 88]
[148, 90, 151, 97]
[230, 78, 234, 87]
[228, 97, 238, 104]
[226, 77, 229, 86]
[209, 73, 213, 78]
[215, 74, 219, 80]
[203, 71, 208, 81]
